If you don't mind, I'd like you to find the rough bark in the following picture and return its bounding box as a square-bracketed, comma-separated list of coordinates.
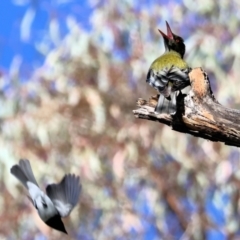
[133, 68, 240, 147]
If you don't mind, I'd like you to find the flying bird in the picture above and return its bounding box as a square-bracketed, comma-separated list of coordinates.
[146, 21, 191, 114]
[10, 159, 81, 234]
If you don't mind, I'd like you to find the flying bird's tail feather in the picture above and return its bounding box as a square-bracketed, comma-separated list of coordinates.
[10, 159, 38, 188]
[11, 165, 29, 188]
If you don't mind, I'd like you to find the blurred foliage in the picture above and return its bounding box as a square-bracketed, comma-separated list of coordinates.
[1, 0, 240, 240]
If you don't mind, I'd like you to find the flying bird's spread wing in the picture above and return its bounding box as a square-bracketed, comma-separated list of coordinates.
[46, 174, 81, 217]
[10, 159, 39, 188]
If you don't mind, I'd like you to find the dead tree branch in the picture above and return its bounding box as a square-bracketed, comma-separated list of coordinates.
[133, 68, 240, 147]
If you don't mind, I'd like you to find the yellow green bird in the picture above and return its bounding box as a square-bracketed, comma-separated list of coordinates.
[146, 21, 190, 114]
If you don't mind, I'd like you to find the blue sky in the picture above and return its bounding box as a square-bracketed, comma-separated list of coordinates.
[0, 0, 93, 73]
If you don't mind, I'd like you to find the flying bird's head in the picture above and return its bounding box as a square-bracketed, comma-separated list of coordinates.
[45, 214, 67, 234]
[158, 21, 186, 58]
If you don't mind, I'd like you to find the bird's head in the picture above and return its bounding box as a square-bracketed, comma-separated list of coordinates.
[45, 214, 68, 234]
[158, 21, 185, 58]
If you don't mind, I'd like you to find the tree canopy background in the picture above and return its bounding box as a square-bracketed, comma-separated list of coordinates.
[1, 1, 240, 239]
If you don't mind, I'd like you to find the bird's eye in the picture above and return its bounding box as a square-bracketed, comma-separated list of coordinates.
[176, 39, 180, 43]
[42, 202, 48, 208]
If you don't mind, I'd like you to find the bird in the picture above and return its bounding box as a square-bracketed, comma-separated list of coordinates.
[146, 21, 191, 114]
[10, 159, 81, 234]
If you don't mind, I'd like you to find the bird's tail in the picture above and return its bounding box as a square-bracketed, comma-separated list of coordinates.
[46, 174, 81, 215]
[10, 159, 39, 188]
[155, 91, 178, 115]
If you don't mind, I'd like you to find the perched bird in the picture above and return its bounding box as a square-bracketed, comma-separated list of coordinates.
[10, 159, 81, 234]
[146, 21, 191, 114]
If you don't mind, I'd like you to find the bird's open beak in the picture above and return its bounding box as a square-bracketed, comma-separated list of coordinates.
[158, 21, 174, 40]
[166, 21, 174, 40]
[158, 29, 168, 39]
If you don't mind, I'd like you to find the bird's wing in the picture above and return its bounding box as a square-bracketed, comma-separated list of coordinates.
[10, 159, 39, 189]
[146, 67, 171, 95]
[168, 66, 190, 79]
[168, 66, 191, 90]
[46, 174, 81, 217]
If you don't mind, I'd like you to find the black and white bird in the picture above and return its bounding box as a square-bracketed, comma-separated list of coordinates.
[10, 159, 81, 234]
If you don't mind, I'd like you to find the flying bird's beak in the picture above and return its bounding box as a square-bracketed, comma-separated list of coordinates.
[166, 21, 174, 40]
[45, 215, 68, 234]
